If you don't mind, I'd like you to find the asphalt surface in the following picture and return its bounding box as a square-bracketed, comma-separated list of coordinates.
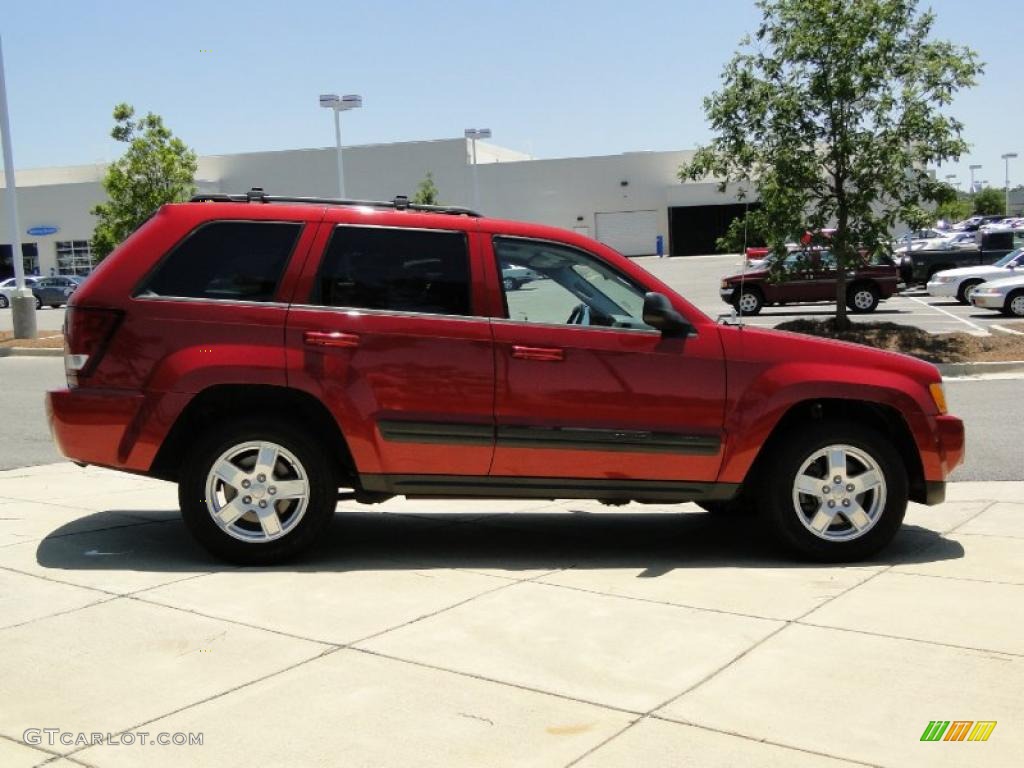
[0, 356, 1015, 480]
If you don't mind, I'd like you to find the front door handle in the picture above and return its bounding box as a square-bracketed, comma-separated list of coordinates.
[304, 330, 360, 348]
[511, 345, 564, 362]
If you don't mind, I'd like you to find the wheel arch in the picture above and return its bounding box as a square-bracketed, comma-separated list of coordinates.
[742, 398, 927, 504]
[150, 384, 356, 484]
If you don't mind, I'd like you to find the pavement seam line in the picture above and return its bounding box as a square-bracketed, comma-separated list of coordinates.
[886, 567, 1024, 587]
[946, 500, 1001, 534]
[649, 713, 887, 768]
[0, 731, 65, 762]
[59, 644, 347, 762]
[0, 594, 121, 634]
[794, 620, 1022, 658]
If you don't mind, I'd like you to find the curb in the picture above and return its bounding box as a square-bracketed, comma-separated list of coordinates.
[0, 347, 63, 358]
[937, 360, 1024, 377]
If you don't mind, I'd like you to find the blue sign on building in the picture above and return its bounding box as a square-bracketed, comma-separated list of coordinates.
[27, 225, 59, 236]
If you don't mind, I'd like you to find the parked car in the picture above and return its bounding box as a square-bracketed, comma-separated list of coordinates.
[32, 276, 82, 309]
[719, 249, 900, 315]
[926, 248, 1024, 304]
[970, 273, 1024, 317]
[898, 229, 1024, 285]
[0, 276, 40, 309]
[951, 215, 1006, 232]
[500, 263, 541, 291]
[47, 190, 963, 564]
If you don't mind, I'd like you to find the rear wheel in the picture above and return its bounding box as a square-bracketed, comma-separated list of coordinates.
[760, 421, 907, 561]
[0, 295, 8, 309]
[956, 279, 983, 305]
[1004, 290, 1024, 318]
[503, 277, 521, 291]
[847, 283, 880, 313]
[179, 419, 338, 564]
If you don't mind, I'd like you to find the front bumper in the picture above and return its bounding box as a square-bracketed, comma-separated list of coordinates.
[925, 280, 958, 298]
[719, 287, 736, 302]
[971, 291, 1005, 310]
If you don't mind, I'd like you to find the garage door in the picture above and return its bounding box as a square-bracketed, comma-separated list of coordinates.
[594, 210, 659, 257]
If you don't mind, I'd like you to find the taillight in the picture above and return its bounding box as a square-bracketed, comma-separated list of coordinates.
[64, 307, 123, 387]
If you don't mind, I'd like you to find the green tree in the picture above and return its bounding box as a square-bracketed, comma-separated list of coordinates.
[681, 0, 982, 326]
[934, 189, 972, 225]
[411, 172, 440, 205]
[972, 186, 1005, 216]
[90, 104, 197, 262]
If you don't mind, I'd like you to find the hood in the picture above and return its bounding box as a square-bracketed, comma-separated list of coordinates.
[721, 267, 769, 282]
[978, 274, 1024, 290]
[933, 265, 1008, 279]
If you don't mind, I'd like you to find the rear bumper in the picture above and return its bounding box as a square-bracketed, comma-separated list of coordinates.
[47, 388, 155, 471]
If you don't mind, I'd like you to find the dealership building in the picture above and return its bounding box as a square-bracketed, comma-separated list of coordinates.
[0, 136, 756, 278]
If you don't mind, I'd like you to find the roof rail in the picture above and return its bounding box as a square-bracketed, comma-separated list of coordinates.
[189, 188, 481, 217]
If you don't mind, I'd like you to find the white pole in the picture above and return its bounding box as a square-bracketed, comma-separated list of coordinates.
[470, 137, 479, 211]
[1006, 156, 1012, 217]
[0, 34, 36, 339]
[333, 108, 345, 199]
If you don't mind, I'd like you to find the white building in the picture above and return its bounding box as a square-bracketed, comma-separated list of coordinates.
[1, 137, 750, 278]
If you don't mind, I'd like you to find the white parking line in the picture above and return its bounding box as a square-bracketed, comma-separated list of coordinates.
[907, 296, 989, 335]
[993, 324, 1024, 336]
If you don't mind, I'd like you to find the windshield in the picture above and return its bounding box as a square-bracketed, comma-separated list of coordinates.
[994, 248, 1024, 268]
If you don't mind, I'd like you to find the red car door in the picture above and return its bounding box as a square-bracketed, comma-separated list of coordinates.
[285, 215, 495, 484]
[485, 234, 726, 487]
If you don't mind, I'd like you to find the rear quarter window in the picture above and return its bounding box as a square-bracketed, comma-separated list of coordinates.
[137, 221, 301, 302]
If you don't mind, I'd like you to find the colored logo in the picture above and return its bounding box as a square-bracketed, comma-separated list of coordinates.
[26, 226, 59, 236]
[921, 721, 997, 742]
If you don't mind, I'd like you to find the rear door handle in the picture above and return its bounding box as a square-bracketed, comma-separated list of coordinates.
[304, 330, 360, 349]
[511, 345, 564, 362]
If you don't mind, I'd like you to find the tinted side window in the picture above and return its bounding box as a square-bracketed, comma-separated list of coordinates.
[140, 221, 300, 302]
[314, 226, 471, 316]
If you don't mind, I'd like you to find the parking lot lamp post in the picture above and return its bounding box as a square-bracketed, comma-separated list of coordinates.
[465, 128, 491, 212]
[319, 94, 362, 199]
[1001, 153, 1018, 216]
[0, 35, 35, 339]
[969, 164, 982, 195]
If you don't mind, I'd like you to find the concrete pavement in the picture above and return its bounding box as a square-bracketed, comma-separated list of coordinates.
[0, 462, 1021, 767]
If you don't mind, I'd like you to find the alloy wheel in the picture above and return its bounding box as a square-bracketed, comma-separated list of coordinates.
[203, 440, 310, 543]
[738, 292, 760, 313]
[791, 444, 887, 542]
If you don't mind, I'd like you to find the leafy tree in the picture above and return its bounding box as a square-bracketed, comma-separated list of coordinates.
[934, 191, 972, 226]
[411, 172, 440, 205]
[681, 0, 982, 326]
[91, 104, 197, 262]
[972, 186, 1005, 216]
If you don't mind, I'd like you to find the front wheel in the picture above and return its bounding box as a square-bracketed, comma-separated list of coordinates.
[1004, 291, 1024, 318]
[0, 295, 8, 309]
[760, 421, 907, 561]
[734, 287, 763, 315]
[35, 296, 42, 309]
[179, 420, 338, 564]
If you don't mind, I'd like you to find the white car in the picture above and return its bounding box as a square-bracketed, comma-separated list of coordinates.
[0, 276, 40, 309]
[927, 248, 1024, 304]
[970, 273, 1024, 317]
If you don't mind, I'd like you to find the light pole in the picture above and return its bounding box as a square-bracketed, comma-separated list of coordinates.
[1001, 152, 1018, 216]
[969, 164, 982, 195]
[319, 94, 362, 198]
[464, 128, 491, 211]
[0, 34, 35, 339]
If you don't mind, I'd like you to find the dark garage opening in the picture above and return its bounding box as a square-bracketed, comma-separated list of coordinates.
[669, 203, 762, 256]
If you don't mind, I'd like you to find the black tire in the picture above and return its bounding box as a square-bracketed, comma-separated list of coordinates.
[179, 419, 338, 564]
[49, 304, 61, 309]
[1004, 290, 1024, 318]
[35, 296, 42, 309]
[956, 279, 983, 305]
[759, 420, 907, 562]
[846, 283, 880, 313]
[503, 277, 521, 291]
[734, 287, 764, 315]
[0, 295, 8, 309]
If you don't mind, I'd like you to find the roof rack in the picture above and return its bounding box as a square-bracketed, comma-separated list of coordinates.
[190, 187, 481, 217]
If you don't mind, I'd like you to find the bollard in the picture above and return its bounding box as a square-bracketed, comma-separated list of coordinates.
[11, 293, 38, 339]
[656, 234, 665, 258]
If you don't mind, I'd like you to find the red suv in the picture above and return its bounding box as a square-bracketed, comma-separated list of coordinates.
[48, 191, 964, 564]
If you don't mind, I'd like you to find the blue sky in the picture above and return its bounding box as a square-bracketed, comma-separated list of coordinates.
[1, 0, 1020, 187]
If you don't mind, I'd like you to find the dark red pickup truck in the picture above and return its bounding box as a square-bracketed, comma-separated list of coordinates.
[721, 250, 900, 315]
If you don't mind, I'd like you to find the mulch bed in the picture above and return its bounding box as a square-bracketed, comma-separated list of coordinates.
[774, 319, 1024, 363]
[0, 331, 64, 349]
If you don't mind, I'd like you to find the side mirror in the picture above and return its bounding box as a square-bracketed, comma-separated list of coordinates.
[642, 292, 691, 336]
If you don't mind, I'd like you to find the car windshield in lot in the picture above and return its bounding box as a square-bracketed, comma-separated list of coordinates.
[993, 248, 1024, 268]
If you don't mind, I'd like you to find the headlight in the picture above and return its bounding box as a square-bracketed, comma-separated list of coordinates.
[932, 275, 953, 283]
[720, 280, 731, 289]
